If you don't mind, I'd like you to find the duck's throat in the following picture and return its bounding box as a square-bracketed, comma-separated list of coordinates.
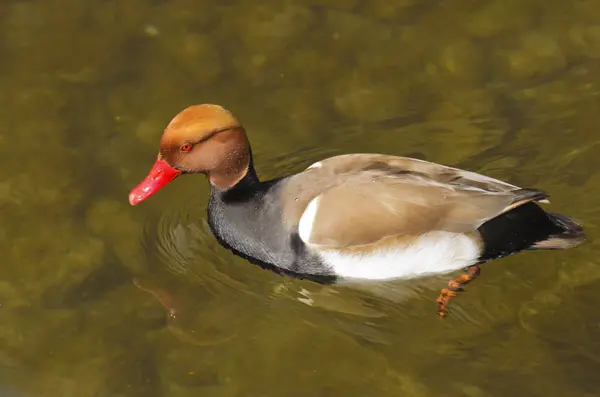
[208, 146, 258, 190]
[209, 162, 260, 196]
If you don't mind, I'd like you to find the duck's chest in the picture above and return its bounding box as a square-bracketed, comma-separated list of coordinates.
[206, 190, 336, 279]
[206, 192, 302, 265]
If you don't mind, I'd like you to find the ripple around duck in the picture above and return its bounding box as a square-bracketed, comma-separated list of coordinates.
[134, 204, 275, 347]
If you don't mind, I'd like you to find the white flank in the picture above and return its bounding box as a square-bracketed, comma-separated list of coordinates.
[307, 161, 323, 169]
[298, 196, 321, 243]
[316, 231, 480, 280]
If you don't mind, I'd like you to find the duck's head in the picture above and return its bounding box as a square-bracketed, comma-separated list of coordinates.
[129, 104, 251, 205]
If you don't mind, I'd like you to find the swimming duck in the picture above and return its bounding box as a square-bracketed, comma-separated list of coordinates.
[129, 104, 585, 316]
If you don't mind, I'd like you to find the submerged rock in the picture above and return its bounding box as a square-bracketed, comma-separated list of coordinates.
[303, 0, 358, 11]
[568, 25, 600, 59]
[6, 221, 106, 307]
[332, 71, 411, 122]
[159, 33, 222, 86]
[361, 0, 417, 21]
[86, 198, 146, 274]
[466, 1, 537, 38]
[494, 32, 567, 81]
[225, 3, 314, 55]
[427, 39, 486, 89]
[519, 258, 600, 394]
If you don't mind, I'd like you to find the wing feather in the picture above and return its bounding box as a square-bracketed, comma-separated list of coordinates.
[280, 154, 545, 248]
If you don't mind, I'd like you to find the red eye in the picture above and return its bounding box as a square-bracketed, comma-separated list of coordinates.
[180, 143, 193, 152]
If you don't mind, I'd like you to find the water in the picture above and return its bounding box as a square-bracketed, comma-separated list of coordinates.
[1, 0, 599, 396]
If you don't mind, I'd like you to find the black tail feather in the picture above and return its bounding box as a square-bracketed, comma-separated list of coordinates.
[529, 212, 585, 250]
[478, 202, 585, 262]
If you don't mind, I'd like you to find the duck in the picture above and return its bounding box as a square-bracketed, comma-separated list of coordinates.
[129, 104, 586, 316]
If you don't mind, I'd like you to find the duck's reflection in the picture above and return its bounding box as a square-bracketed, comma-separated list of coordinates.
[136, 210, 269, 347]
[133, 274, 241, 347]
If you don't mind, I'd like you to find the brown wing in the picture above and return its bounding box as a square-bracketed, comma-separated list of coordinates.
[280, 154, 546, 247]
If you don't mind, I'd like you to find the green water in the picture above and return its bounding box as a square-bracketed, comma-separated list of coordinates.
[1, 0, 599, 396]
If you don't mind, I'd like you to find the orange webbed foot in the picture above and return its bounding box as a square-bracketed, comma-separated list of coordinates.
[436, 265, 481, 318]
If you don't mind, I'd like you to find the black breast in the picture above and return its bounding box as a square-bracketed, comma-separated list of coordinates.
[206, 176, 336, 283]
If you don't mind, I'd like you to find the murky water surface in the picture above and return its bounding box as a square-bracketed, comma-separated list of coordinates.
[1, 0, 600, 396]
